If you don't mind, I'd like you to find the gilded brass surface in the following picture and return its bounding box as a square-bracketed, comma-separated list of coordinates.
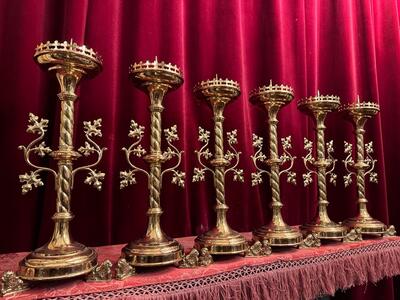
[15, 40, 106, 281]
[343, 228, 363, 242]
[298, 92, 348, 240]
[115, 259, 136, 280]
[0, 272, 29, 296]
[86, 260, 113, 282]
[299, 233, 321, 248]
[120, 58, 185, 267]
[245, 241, 272, 257]
[250, 81, 302, 247]
[192, 75, 247, 255]
[340, 98, 396, 236]
[179, 248, 213, 268]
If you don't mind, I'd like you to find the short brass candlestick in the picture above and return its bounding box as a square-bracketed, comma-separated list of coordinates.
[341, 98, 396, 236]
[250, 81, 302, 246]
[119, 58, 185, 269]
[16, 40, 106, 281]
[192, 75, 247, 255]
[298, 92, 348, 239]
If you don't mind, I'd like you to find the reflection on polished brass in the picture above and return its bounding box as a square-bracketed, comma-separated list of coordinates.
[250, 81, 303, 247]
[120, 57, 185, 267]
[298, 92, 348, 239]
[192, 75, 248, 255]
[299, 233, 321, 248]
[341, 98, 396, 236]
[383, 225, 397, 237]
[0, 272, 29, 296]
[14, 40, 106, 282]
[245, 241, 272, 257]
[86, 260, 113, 282]
[115, 259, 136, 280]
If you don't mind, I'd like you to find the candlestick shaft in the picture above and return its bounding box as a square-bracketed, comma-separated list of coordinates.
[211, 100, 230, 231]
[354, 117, 370, 218]
[50, 72, 80, 248]
[267, 105, 285, 227]
[315, 112, 331, 223]
[146, 85, 167, 241]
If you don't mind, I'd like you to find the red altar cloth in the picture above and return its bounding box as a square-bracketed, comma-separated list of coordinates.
[2, 234, 400, 300]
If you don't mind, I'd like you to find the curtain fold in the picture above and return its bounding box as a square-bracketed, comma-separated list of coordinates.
[0, 0, 399, 299]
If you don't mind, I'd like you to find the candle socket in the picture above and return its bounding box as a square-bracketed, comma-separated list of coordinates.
[16, 40, 106, 281]
[298, 93, 348, 240]
[341, 101, 396, 236]
[119, 58, 185, 269]
[192, 75, 248, 255]
[250, 82, 303, 247]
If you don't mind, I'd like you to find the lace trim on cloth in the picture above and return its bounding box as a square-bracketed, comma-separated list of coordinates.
[46, 239, 400, 300]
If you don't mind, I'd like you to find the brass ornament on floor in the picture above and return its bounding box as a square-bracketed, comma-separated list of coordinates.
[341, 98, 396, 236]
[119, 57, 185, 268]
[298, 92, 348, 240]
[192, 75, 248, 255]
[10, 40, 107, 284]
[250, 81, 303, 247]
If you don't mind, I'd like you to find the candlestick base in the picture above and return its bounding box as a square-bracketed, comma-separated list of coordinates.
[253, 224, 303, 247]
[122, 238, 183, 267]
[301, 221, 348, 239]
[17, 242, 97, 281]
[195, 228, 248, 255]
[343, 216, 387, 236]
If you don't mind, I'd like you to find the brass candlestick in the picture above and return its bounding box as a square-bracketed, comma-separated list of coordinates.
[341, 98, 396, 236]
[250, 81, 302, 246]
[192, 75, 247, 255]
[119, 58, 185, 269]
[16, 40, 106, 281]
[298, 92, 348, 239]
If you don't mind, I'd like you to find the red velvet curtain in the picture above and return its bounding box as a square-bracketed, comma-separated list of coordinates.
[1, 0, 399, 299]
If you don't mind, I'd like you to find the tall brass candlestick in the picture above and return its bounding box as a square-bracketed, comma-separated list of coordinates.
[250, 81, 302, 246]
[298, 92, 348, 239]
[16, 40, 106, 281]
[119, 58, 185, 269]
[341, 98, 396, 236]
[192, 75, 247, 255]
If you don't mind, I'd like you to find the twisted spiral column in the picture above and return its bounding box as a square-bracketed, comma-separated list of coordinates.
[354, 118, 369, 218]
[268, 106, 281, 205]
[267, 105, 285, 227]
[213, 103, 226, 207]
[315, 112, 330, 222]
[148, 87, 166, 209]
[56, 99, 75, 213]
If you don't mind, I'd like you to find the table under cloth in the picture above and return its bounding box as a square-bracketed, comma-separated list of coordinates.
[1, 233, 400, 300]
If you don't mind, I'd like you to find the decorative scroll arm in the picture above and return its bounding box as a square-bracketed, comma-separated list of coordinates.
[325, 140, 337, 185]
[120, 120, 150, 189]
[160, 125, 185, 188]
[250, 133, 271, 186]
[301, 137, 316, 187]
[193, 127, 215, 182]
[18, 113, 57, 194]
[279, 136, 297, 185]
[72, 119, 107, 190]
[224, 129, 244, 182]
[364, 141, 378, 183]
[343, 141, 356, 187]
